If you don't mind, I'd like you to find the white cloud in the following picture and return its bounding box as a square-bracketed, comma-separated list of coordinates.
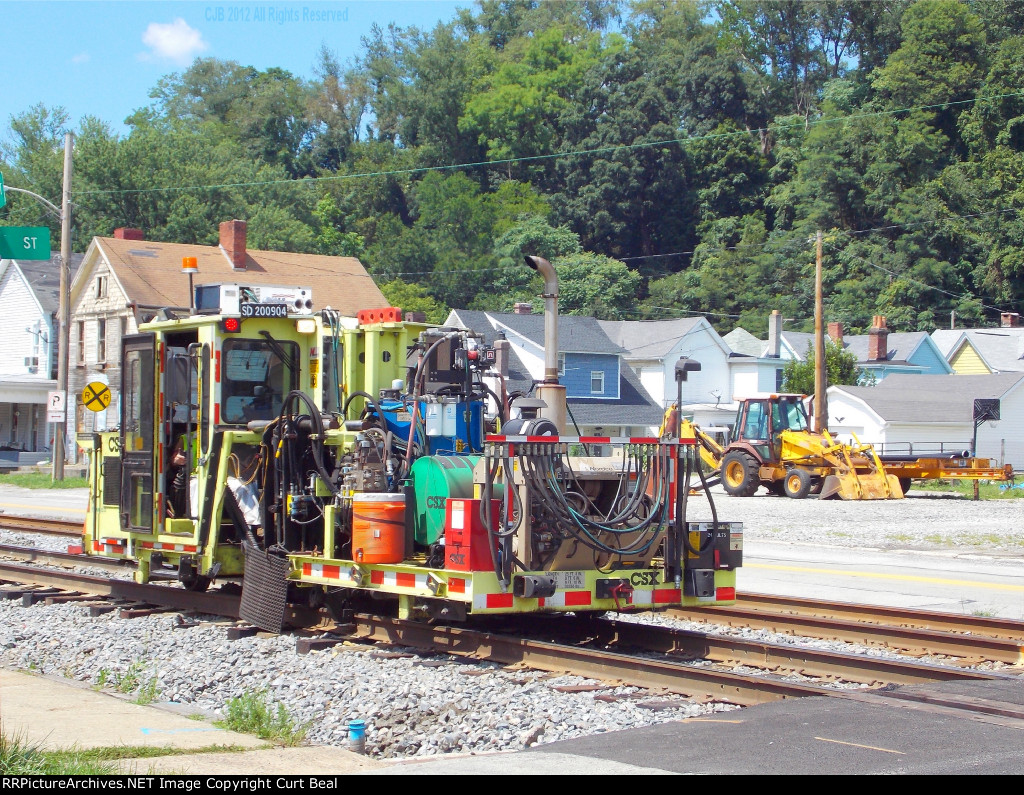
[71, 52, 90, 64]
[140, 18, 208, 65]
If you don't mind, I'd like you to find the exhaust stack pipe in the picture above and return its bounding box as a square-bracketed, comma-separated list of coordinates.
[524, 255, 566, 433]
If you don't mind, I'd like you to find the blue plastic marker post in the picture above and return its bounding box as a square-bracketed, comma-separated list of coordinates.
[348, 719, 367, 753]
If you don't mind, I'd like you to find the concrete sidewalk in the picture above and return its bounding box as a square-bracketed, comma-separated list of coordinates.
[0, 669, 387, 774]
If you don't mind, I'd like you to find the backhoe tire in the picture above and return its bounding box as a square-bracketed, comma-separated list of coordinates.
[721, 451, 761, 497]
[783, 468, 813, 499]
[899, 478, 912, 495]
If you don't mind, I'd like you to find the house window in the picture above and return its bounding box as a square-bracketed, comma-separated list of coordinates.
[96, 275, 107, 298]
[76, 322, 85, 364]
[96, 318, 106, 363]
[558, 353, 566, 377]
[775, 368, 784, 392]
[591, 371, 605, 395]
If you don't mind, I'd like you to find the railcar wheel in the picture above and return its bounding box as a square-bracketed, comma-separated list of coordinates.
[783, 468, 813, 499]
[721, 451, 760, 497]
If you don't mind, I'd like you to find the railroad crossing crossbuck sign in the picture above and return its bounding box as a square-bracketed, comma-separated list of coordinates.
[82, 382, 111, 412]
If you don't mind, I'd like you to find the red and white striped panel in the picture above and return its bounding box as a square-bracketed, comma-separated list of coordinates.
[473, 592, 514, 610]
[538, 590, 593, 608]
[369, 570, 429, 590]
[92, 539, 127, 554]
[301, 562, 361, 585]
[138, 541, 199, 553]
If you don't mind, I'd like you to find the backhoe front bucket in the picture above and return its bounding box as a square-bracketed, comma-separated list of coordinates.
[779, 429, 904, 501]
[819, 471, 904, 501]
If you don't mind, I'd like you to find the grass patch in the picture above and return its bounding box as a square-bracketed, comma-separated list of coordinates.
[0, 472, 88, 489]
[215, 690, 308, 746]
[1, 724, 118, 775]
[44, 744, 256, 763]
[886, 533, 914, 543]
[913, 479, 1021, 500]
[96, 663, 161, 704]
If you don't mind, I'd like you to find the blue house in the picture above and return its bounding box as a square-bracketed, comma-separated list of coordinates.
[446, 306, 664, 436]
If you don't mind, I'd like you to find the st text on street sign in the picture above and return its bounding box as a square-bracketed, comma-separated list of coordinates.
[0, 226, 51, 260]
[82, 382, 112, 413]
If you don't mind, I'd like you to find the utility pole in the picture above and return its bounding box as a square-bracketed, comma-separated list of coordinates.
[53, 132, 73, 481]
[813, 230, 826, 433]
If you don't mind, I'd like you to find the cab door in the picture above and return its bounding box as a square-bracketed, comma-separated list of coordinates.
[120, 334, 156, 532]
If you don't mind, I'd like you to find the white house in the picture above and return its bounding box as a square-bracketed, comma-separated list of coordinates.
[0, 254, 81, 460]
[827, 373, 1024, 468]
[597, 316, 734, 426]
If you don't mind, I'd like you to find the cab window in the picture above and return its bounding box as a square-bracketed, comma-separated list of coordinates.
[221, 339, 298, 424]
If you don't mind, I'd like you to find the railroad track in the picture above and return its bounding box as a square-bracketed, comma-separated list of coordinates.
[669, 594, 1024, 665]
[2, 558, 1022, 722]
[2, 514, 1022, 668]
[0, 515, 82, 537]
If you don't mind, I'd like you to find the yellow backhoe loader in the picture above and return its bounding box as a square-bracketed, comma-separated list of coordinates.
[672, 394, 903, 500]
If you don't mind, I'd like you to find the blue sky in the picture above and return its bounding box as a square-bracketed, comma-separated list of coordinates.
[3, 1, 470, 139]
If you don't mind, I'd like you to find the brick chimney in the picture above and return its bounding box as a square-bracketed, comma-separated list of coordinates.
[219, 220, 247, 271]
[827, 321, 844, 345]
[767, 310, 782, 358]
[1001, 312, 1019, 328]
[868, 315, 889, 361]
[113, 227, 144, 240]
[513, 302, 533, 315]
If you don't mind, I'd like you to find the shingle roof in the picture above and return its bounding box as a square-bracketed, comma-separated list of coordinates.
[10, 254, 84, 315]
[491, 312, 625, 354]
[841, 331, 929, 364]
[597, 317, 702, 358]
[781, 331, 815, 358]
[831, 373, 1024, 422]
[92, 237, 385, 317]
[931, 328, 1024, 372]
[723, 327, 765, 357]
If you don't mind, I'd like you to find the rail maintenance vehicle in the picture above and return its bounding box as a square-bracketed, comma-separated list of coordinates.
[80, 258, 741, 631]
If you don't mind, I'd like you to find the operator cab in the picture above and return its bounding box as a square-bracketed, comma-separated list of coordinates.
[733, 394, 809, 459]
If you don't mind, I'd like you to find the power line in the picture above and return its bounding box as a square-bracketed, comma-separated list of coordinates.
[69, 90, 1024, 199]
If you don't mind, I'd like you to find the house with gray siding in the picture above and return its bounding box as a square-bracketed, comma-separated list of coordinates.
[446, 307, 664, 436]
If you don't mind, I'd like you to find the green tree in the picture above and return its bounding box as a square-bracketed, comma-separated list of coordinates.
[379, 279, 448, 324]
[554, 252, 641, 319]
[781, 338, 866, 395]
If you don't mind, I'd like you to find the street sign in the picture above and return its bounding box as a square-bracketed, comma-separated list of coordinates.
[0, 172, 6, 209]
[46, 390, 66, 424]
[82, 382, 111, 412]
[0, 226, 51, 260]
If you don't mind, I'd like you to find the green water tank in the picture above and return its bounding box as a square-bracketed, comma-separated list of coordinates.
[410, 455, 479, 545]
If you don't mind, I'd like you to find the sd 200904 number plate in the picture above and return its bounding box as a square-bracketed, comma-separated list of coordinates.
[240, 303, 288, 318]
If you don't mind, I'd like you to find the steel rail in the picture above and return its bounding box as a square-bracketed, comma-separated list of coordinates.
[0, 515, 82, 537]
[2, 561, 1019, 718]
[0, 543, 129, 572]
[528, 615, 1008, 687]
[346, 613, 824, 706]
[666, 604, 1024, 665]
[734, 592, 1024, 640]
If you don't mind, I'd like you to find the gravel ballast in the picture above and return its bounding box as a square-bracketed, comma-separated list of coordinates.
[2, 484, 1022, 759]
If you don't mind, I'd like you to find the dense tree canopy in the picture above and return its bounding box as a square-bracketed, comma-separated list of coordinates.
[3, 0, 1022, 339]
